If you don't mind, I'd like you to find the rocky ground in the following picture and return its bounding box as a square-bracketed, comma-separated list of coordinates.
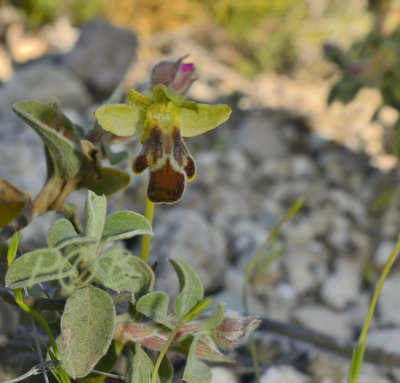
[2, 9, 400, 383]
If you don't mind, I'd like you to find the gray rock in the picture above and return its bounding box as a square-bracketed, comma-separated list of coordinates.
[291, 305, 353, 339]
[63, 19, 137, 99]
[151, 208, 226, 293]
[229, 219, 269, 265]
[0, 63, 92, 111]
[0, 129, 46, 197]
[290, 155, 317, 178]
[377, 273, 400, 325]
[235, 115, 288, 160]
[308, 351, 391, 383]
[193, 150, 220, 189]
[219, 148, 250, 186]
[320, 258, 361, 309]
[283, 244, 328, 295]
[367, 328, 400, 355]
[0, 303, 19, 335]
[260, 365, 311, 383]
[373, 240, 396, 268]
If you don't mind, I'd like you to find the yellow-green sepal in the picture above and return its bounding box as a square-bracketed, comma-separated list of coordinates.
[179, 103, 231, 137]
[126, 89, 153, 110]
[94, 103, 146, 137]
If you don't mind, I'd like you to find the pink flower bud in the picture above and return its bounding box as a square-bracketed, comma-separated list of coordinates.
[213, 310, 260, 349]
[150, 56, 196, 94]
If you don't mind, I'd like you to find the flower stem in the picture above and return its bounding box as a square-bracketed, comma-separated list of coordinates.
[140, 195, 154, 263]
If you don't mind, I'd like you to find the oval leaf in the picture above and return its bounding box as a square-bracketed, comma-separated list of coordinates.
[101, 211, 152, 244]
[5, 248, 77, 289]
[169, 258, 203, 318]
[126, 343, 159, 383]
[86, 247, 141, 293]
[88, 248, 154, 298]
[94, 103, 146, 137]
[12, 101, 82, 178]
[136, 292, 173, 329]
[179, 103, 231, 137]
[83, 191, 107, 242]
[47, 218, 96, 249]
[60, 285, 116, 378]
[183, 336, 212, 383]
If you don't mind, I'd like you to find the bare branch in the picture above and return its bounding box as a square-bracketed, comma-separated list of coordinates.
[260, 317, 400, 368]
[0, 287, 133, 310]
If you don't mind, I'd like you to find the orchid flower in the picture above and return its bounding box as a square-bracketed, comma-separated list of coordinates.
[94, 84, 231, 203]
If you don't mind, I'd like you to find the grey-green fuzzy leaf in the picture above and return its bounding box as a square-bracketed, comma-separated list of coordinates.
[170, 258, 203, 318]
[12, 101, 82, 178]
[126, 343, 159, 383]
[5, 248, 77, 288]
[83, 191, 107, 243]
[183, 337, 212, 383]
[101, 211, 152, 244]
[47, 218, 97, 249]
[136, 292, 173, 330]
[60, 285, 116, 378]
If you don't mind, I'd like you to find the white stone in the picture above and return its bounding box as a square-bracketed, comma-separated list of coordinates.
[235, 115, 288, 160]
[367, 328, 400, 355]
[291, 155, 317, 178]
[291, 305, 353, 339]
[261, 365, 311, 383]
[320, 258, 361, 309]
[377, 273, 400, 325]
[210, 367, 238, 383]
[373, 240, 396, 269]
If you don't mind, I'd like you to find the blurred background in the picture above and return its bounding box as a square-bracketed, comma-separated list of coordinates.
[3, 1, 400, 382]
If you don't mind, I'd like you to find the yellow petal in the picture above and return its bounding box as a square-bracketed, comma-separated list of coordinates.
[179, 103, 231, 137]
[94, 103, 145, 137]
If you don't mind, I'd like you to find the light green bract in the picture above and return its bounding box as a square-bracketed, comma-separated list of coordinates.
[94, 85, 231, 203]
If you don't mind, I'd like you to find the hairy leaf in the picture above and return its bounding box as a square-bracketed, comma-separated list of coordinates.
[60, 285, 116, 378]
[85, 247, 142, 294]
[12, 101, 82, 178]
[126, 343, 159, 383]
[169, 258, 203, 318]
[136, 292, 173, 329]
[47, 218, 97, 249]
[101, 211, 152, 244]
[5, 248, 77, 288]
[83, 191, 106, 243]
[182, 336, 211, 383]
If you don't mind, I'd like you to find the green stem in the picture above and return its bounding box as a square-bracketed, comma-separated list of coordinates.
[348, 234, 400, 383]
[150, 317, 185, 383]
[150, 298, 211, 383]
[140, 196, 154, 263]
[14, 289, 59, 357]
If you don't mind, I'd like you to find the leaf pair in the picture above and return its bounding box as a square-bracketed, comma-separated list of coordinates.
[5, 191, 153, 295]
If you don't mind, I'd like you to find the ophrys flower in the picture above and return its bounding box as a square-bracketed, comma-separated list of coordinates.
[95, 84, 231, 203]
